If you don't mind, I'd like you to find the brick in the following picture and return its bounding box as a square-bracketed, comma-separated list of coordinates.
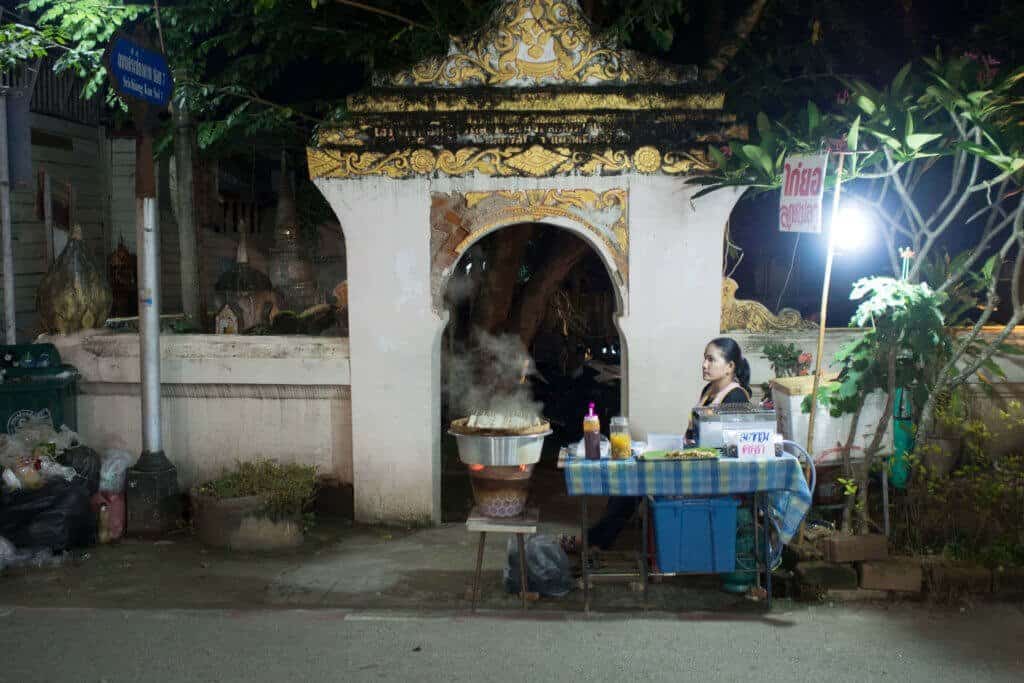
[827, 534, 888, 563]
[796, 561, 859, 591]
[993, 566, 1024, 596]
[859, 560, 922, 593]
[926, 562, 993, 595]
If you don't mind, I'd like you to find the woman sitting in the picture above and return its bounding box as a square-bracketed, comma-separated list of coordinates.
[561, 336, 752, 555]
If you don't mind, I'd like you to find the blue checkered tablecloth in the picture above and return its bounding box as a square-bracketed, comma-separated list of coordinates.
[564, 454, 811, 543]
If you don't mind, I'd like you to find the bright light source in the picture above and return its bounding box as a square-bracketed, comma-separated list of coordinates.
[833, 205, 873, 252]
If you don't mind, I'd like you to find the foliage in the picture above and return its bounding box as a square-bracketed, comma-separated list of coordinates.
[1, 0, 693, 153]
[897, 404, 1024, 568]
[197, 460, 318, 520]
[804, 277, 948, 420]
[762, 342, 810, 377]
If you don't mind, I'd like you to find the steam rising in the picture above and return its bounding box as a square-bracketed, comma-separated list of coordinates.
[446, 330, 544, 422]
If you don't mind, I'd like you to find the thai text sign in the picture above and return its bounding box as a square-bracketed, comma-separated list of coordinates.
[736, 430, 774, 461]
[108, 36, 172, 107]
[779, 153, 828, 233]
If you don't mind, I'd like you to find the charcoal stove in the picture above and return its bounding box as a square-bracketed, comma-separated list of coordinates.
[449, 416, 551, 518]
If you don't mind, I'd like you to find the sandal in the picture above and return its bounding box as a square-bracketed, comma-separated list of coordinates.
[558, 533, 583, 555]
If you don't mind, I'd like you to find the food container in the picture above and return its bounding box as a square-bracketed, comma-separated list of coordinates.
[610, 416, 631, 459]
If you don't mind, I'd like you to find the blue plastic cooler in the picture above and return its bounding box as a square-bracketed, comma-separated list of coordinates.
[651, 496, 739, 573]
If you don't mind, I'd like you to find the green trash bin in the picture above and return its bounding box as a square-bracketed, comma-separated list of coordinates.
[0, 344, 78, 434]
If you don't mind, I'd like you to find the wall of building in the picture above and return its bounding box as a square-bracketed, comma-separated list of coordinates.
[45, 332, 353, 490]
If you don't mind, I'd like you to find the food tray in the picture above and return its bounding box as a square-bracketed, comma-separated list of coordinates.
[639, 447, 720, 461]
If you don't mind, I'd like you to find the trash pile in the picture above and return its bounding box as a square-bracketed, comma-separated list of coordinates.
[0, 410, 133, 571]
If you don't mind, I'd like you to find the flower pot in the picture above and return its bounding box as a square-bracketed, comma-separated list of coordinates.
[191, 491, 303, 551]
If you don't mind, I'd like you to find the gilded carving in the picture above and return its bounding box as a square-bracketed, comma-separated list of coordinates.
[452, 189, 628, 279]
[720, 277, 816, 332]
[632, 146, 661, 173]
[349, 91, 724, 114]
[307, 144, 711, 179]
[386, 0, 690, 88]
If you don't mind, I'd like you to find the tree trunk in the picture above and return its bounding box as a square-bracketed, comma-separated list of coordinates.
[471, 223, 535, 334]
[702, 0, 770, 81]
[858, 347, 898, 532]
[173, 104, 201, 322]
[841, 399, 864, 534]
[511, 233, 591, 348]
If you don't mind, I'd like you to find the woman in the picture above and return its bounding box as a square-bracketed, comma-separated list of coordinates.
[561, 337, 752, 555]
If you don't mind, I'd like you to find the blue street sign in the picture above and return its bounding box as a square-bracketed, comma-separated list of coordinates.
[108, 36, 172, 107]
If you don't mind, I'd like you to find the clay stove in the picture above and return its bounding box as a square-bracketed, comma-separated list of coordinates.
[449, 415, 551, 517]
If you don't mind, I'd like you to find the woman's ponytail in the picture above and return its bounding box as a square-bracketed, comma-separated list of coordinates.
[736, 357, 752, 392]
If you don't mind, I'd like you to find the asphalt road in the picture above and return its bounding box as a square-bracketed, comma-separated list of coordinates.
[1, 604, 1022, 682]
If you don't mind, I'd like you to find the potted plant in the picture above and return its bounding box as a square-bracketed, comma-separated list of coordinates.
[191, 460, 318, 551]
[763, 342, 812, 378]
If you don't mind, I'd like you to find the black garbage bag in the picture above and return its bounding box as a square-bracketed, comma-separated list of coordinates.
[504, 534, 573, 597]
[0, 479, 96, 551]
[58, 445, 101, 495]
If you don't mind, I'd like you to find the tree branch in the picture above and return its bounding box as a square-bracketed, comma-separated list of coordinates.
[702, 0, 770, 82]
[330, 0, 429, 30]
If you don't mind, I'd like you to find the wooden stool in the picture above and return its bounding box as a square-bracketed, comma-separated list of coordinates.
[466, 506, 539, 611]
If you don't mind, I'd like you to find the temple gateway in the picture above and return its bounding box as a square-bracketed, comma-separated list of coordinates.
[309, 0, 745, 523]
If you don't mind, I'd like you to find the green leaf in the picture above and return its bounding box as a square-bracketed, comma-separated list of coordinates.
[807, 102, 820, 133]
[855, 95, 877, 116]
[891, 62, 912, 94]
[997, 342, 1024, 356]
[742, 144, 774, 177]
[906, 133, 942, 151]
[866, 129, 902, 150]
[847, 115, 860, 152]
[707, 145, 728, 169]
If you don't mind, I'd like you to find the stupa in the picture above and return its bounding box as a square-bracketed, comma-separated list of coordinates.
[268, 155, 317, 311]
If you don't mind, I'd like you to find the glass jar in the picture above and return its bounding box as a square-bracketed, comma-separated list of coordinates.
[609, 416, 631, 459]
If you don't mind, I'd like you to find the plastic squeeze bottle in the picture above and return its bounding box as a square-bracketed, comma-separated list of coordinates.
[583, 402, 601, 460]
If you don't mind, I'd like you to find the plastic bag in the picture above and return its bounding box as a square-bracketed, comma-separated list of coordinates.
[0, 434, 30, 470]
[37, 456, 77, 483]
[0, 535, 16, 568]
[503, 534, 573, 598]
[0, 479, 96, 551]
[11, 410, 78, 456]
[91, 491, 125, 542]
[58, 445, 102, 495]
[99, 449, 134, 493]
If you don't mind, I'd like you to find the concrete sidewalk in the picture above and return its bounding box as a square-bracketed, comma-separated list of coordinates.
[0, 517, 778, 613]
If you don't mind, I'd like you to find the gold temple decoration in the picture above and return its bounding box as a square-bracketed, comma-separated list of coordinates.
[307, 144, 709, 180]
[386, 0, 689, 88]
[348, 91, 724, 113]
[720, 277, 816, 332]
[454, 188, 628, 279]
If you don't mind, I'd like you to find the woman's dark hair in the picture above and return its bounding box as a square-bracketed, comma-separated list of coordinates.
[709, 336, 751, 391]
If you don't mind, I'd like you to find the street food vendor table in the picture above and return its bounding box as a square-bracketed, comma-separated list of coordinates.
[561, 452, 812, 611]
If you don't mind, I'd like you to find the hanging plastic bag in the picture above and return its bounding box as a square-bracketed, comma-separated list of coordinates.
[98, 449, 134, 493]
[503, 534, 573, 598]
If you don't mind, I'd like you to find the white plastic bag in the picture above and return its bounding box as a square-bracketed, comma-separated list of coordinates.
[10, 410, 79, 456]
[99, 449, 134, 493]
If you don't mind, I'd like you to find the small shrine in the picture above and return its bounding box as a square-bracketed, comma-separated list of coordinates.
[268, 156, 317, 312]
